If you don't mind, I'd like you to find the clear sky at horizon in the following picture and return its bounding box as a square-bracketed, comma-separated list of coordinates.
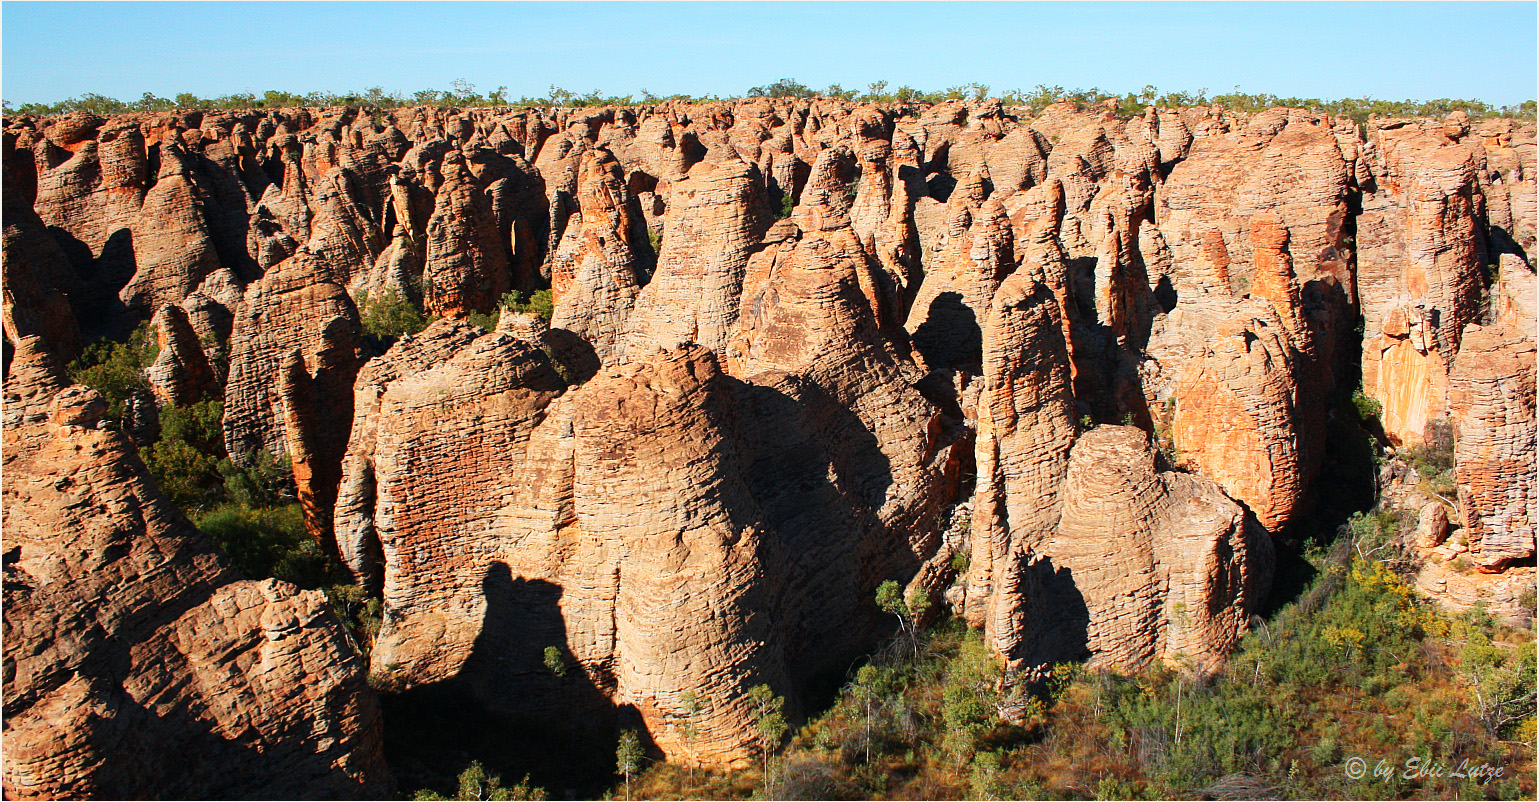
[3, 1, 1535, 107]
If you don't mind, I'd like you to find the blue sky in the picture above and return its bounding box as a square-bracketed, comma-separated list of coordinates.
[3, 2, 1535, 106]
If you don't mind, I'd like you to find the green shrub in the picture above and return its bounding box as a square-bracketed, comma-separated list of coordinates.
[67, 320, 158, 421]
[502, 289, 554, 322]
[746, 78, 816, 99]
[358, 288, 428, 346]
[412, 761, 546, 801]
[775, 193, 795, 221]
[194, 503, 337, 586]
[939, 631, 999, 758]
[219, 448, 294, 509]
[1351, 387, 1382, 422]
[467, 309, 500, 331]
[1405, 418, 1456, 477]
[326, 583, 382, 657]
[142, 398, 226, 508]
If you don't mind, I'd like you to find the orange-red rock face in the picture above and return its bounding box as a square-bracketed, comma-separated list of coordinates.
[2, 337, 391, 799]
[1357, 117, 1489, 446]
[6, 100, 1534, 778]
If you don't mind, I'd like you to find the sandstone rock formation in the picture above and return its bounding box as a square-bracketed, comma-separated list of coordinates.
[1357, 117, 1486, 446]
[547, 148, 644, 361]
[2, 151, 82, 361]
[8, 99, 1532, 778]
[1446, 279, 1536, 572]
[145, 302, 216, 407]
[222, 248, 364, 554]
[616, 154, 765, 360]
[2, 337, 390, 799]
[1024, 426, 1268, 673]
[962, 270, 1077, 664]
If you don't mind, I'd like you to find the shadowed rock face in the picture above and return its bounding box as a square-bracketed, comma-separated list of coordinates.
[1033, 426, 1268, 674]
[2, 337, 391, 800]
[6, 100, 1533, 777]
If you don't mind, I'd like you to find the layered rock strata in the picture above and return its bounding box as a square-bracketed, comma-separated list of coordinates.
[7, 100, 1533, 776]
[2, 337, 391, 799]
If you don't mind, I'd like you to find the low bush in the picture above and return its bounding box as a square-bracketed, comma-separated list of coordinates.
[358, 288, 429, 349]
[67, 320, 158, 421]
[411, 761, 546, 801]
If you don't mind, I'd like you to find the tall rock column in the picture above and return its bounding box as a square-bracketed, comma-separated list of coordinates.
[548, 148, 643, 362]
[616, 155, 764, 359]
[223, 246, 363, 477]
[1358, 122, 1485, 445]
[423, 150, 511, 317]
[964, 269, 1078, 666]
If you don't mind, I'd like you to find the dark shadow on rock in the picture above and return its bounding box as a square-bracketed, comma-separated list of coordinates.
[1153, 273, 1177, 313]
[913, 371, 963, 420]
[910, 291, 981, 375]
[925, 171, 956, 203]
[379, 563, 625, 800]
[724, 375, 915, 708]
[540, 328, 602, 385]
[1019, 555, 1092, 669]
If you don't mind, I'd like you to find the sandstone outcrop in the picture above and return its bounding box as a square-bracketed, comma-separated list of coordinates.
[2, 337, 390, 799]
[1446, 294, 1536, 572]
[1022, 426, 1268, 673]
[2, 153, 82, 360]
[1357, 118, 1486, 445]
[222, 248, 364, 556]
[423, 151, 511, 317]
[547, 148, 644, 361]
[9, 100, 1532, 777]
[145, 303, 216, 407]
[961, 269, 1077, 664]
[616, 154, 765, 360]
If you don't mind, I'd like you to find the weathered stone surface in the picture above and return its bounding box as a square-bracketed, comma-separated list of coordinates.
[962, 269, 1078, 664]
[1025, 426, 1267, 673]
[1413, 562, 1536, 628]
[12, 101, 1536, 775]
[2, 336, 391, 800]
[617, 155, 765, 360]
[1412, 501, 1451, 553]
[569, 347, 779, 765]
[1170, 306, 1302, 533]
[145, 303, 215, 407]
[355, 332, 567, 689]
[904, 196, 1013, 375]
[334, 319, 489, 594]
[1447, 315, 1536, 571]
[29, 119, 146, 318]
[349, 191, 964, 765]
[122, 134, 225, 317]
[548, 148, 643, 362]
[2, 150, 82, 360]
[223, 248, 363, 466]
[1358, 119, 1486, 445]
[423, 151, 510, 317]
[305, 166, 386, 287]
